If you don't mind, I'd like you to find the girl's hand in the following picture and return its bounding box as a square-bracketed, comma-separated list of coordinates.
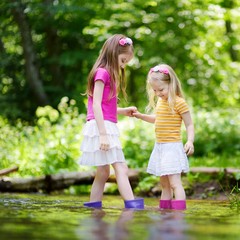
[184, 141, 194, 156]
[99, 134, 110, 151]
[124, 106, 137, 117]
[132, 111, 142, 119]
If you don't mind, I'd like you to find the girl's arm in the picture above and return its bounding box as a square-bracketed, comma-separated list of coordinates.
[182, 111, 195, 156]
[117, 107, 137, 117]
[133, 111, 156, 123]
[93, 80, 109, 151]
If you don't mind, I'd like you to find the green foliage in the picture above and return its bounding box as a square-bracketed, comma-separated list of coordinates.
[118, 117, 155, 168]
[0, 104, 239, 177]
[191, 108, 240, 157]
[1, 0, 239, 194]
[0, 97, 87, 176]
[1, 0, 240, 120]
[229, 183, 240, 212]
[134, 173, 159, 195]
[189, 154, 240, 168]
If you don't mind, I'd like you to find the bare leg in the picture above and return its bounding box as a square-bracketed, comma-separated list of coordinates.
[112, 162, 134, 201]
[160, 175, 173, 200]
[168, 174, 186, 200]
[90, 165, 110, 202]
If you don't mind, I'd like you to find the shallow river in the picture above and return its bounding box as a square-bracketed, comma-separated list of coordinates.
[0, 193, 239, 240]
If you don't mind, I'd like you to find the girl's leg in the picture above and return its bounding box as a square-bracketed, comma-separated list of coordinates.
[89, 165, 110, 202]
[168, 174, 186, 200]
[160, 175, 173, 200]
[159, 175, 172, 209]
[112, 162, 134, 200]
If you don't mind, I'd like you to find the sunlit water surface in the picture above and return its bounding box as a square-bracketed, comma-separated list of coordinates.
[0, 194, 239, 240]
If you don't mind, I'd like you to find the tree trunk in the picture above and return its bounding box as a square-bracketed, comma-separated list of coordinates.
[10, 0, 49, 106]
[0, 166, 19, 177]
[0, 169, 140, 193]
[0, 167, 239, 194]
[223, 0, 238, 61]
[43, 0, 63, 86]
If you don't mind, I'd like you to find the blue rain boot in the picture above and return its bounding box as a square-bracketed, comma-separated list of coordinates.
[124, 198, 144, 210]
[83, 201, 102, 208]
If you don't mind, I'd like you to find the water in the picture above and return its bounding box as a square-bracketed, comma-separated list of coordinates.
[0, 194, 239, 240]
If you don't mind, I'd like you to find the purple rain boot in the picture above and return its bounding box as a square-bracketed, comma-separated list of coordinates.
[159, 200, 172, 209]
[171, 200, 186, 210]
[124, 198, 144, 210]
[83, 201, 102, 208]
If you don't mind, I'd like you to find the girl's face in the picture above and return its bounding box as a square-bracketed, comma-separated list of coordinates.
[150, 80, 169, 100]
[118, 53, 133, 69]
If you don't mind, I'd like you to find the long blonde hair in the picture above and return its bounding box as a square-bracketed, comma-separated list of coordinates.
[146, 64, 184, 112]
[86, 34, 134, 100]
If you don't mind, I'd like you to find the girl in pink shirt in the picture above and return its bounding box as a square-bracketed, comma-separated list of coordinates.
[80, 34, 144, 209]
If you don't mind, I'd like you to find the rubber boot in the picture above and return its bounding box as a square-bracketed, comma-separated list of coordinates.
[124, 198, 144, 210]
[83, 201, 102, 208]
[159, 200, 172, 209]
[171, 200, 186, 210]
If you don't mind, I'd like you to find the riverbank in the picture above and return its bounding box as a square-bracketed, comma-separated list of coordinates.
[0, 167, 239, 201]
[138, 167, 239, 201]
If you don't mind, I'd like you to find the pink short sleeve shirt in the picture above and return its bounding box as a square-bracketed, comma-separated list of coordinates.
[87, 68, 117, 123]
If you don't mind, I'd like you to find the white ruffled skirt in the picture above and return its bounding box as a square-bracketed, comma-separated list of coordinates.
[79, 120, 126, 166]
[147, 142, 189, 176]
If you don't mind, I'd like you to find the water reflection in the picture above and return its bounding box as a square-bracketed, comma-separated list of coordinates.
[86, 209, 109, 240]
[114, 209, 134, 240]
[148, 210, 190, 240]
[0, 194, 239, 240]
[77, 207, 191, 240]
[76, 208, 134, 240]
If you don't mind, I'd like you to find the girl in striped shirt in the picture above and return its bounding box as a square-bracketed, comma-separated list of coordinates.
[133, 64, 194, 210]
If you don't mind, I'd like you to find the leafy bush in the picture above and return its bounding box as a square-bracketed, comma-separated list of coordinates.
[119, 117, 155, 169]
[0, 97, 87, 177]
[192, 108, 240, 157]
[0, 104, 239, 178]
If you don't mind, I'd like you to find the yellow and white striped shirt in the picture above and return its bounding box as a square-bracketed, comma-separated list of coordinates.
[155, 97, 189, 143]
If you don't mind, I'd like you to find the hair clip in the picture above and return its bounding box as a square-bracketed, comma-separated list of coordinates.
[119, 37, 133, 46]
[150, 66, 169, 75]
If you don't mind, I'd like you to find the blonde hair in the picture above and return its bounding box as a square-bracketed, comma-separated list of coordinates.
[146, 63, 184, 112]
[86, 34, 134, 100]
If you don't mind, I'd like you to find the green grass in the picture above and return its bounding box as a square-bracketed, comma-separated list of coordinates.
[229, 183, 240, 212]
[189, 154, 240, 168]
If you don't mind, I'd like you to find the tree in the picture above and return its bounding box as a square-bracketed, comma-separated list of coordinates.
[10, 0, 49, 106]
[0, 0, 239, 120]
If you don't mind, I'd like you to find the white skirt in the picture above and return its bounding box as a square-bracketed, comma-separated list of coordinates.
[79, 120, 126, 166]
[147, 142, 189, 176]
